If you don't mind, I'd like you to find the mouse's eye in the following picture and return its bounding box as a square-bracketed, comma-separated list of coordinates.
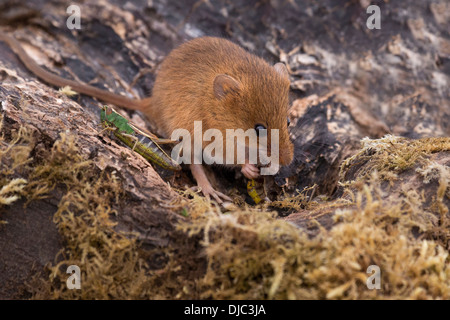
[254, 124, 266, 136]
[287, 117, 291, 126]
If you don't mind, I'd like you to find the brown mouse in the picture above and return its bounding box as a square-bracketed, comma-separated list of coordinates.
[0, 32, 294, 203]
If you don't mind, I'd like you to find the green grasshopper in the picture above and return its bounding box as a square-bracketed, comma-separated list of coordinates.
[100, 106, 181, 171]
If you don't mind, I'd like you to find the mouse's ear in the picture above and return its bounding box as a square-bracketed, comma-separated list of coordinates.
[213, 74, 241, 100]
[274, 62, 289, 79]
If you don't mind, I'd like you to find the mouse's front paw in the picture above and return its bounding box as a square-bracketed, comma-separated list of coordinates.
[241, 163, 260, 180]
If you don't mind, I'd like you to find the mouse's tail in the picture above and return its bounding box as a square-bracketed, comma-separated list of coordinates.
[137, 97, 158, 122]
[0, 30, 143, 110]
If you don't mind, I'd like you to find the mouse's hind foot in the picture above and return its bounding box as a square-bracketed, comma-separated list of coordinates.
[200, 184, 232, 204]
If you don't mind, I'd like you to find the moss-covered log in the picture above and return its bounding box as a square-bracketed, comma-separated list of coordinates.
[0, 0, 449, 299]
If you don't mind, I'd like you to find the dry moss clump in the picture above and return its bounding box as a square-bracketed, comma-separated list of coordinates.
[170, 136, 450, 300]
[37, 172, 151, 299]
[0, 115, 34, 223]
[24, 132, 161, 299]
[0, 118, 182, 299]
[175, 177, 449, 299]
[340, 135, 450, 182]
[0, 116, 158, 299]
[339, 135, 450, 250]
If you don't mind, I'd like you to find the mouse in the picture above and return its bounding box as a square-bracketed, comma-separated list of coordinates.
[0, 32, 294, 203]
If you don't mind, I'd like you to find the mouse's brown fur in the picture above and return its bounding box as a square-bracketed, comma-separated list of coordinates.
[142, 37, 293, 165]
[0, 32, 293, 203]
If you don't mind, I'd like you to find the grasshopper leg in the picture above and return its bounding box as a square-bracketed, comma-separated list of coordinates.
[121, 133, 139, 151]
